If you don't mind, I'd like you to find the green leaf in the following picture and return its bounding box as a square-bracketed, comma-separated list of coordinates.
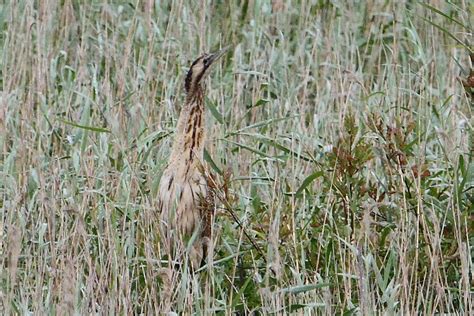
[420, 2, 471, 31]
[206, 100, 224, 124]
[254, 98, 270, 107]
[233, 115, 300, 134]
[280, 283, 331, 294]
[224, 139, 273, 159]
[60, 119, 110, 133]
[287, 304, 307, 312]
[295, 171, 324, 197]
[363, 91, 385, 101]
[420, 16, 472, 53]
[241, 133, 313, 162]
[204, 149, 223, 175]
[287, 303, 326, 312]
[457, 155, 470, 199]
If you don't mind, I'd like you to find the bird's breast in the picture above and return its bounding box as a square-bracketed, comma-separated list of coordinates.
[158, 163, 207, 237]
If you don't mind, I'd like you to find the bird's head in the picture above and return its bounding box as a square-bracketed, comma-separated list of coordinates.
[184, 46, 230, 93]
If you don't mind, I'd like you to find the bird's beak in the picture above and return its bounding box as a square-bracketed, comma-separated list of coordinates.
[208, 45, 231, 65]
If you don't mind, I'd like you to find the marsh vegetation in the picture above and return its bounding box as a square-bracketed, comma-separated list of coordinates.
[1, 1, 472, 314]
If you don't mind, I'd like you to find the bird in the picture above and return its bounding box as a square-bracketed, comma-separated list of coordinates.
[157, 46, 229, 269]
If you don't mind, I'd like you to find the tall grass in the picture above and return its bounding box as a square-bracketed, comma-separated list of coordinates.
[1, 0, 472, 314]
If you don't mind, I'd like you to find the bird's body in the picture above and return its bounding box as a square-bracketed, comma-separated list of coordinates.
[158, 88, 208, 266]
[157, 48, 227, 268]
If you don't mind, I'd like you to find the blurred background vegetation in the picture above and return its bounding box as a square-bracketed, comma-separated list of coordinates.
[0, 0, 472, 314]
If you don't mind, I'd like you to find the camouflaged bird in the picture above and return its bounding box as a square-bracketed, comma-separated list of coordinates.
[157, 47, 228, 269]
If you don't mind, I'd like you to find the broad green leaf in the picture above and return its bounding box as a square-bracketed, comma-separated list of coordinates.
[204, 149, 223, 175]
[295, 171, 324, 197]
[206, 100, 224, 124]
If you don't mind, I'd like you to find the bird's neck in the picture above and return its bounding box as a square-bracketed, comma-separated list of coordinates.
[169, 85, 206, 167]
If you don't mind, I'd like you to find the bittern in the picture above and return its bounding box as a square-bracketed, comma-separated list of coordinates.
[157, 47, 229, 269]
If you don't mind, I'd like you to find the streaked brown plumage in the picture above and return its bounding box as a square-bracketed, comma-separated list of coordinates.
[157, 47, 228, 269]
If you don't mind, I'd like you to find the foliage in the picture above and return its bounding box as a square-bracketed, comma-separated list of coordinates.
[0, 0, 472, 314]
